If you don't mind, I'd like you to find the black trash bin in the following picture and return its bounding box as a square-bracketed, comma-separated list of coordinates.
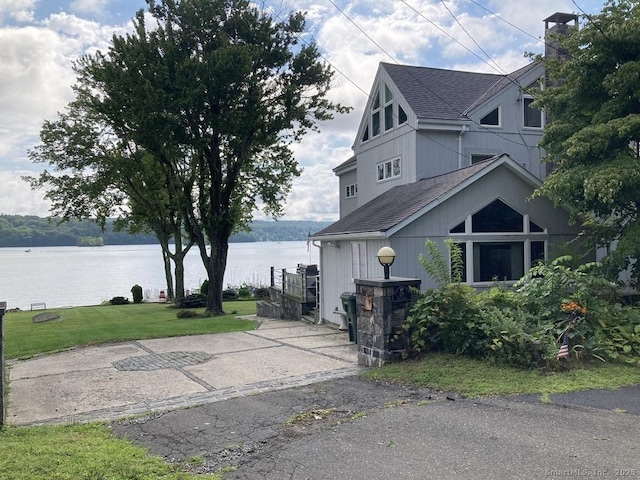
[340, 292, 357, 343]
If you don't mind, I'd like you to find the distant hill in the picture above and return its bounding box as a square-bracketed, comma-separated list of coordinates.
[0, 215, 334, 248]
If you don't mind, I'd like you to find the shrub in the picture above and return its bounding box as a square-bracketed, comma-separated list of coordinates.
[403, 242, 640, 370]
[176, 309, 205, 319]
[130, 284, 143, 304]
[109, 296, 130, 305]
[200, 279, 209, 297]
[253, 287, 270, 299]
[238, 283, 253, 299]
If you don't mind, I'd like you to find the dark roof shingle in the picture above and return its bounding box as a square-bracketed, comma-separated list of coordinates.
[382, 63, 503, 121]
[313, 159, 500, 238]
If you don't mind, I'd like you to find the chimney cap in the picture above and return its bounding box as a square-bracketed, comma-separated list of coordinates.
[544, 12, 578, 26]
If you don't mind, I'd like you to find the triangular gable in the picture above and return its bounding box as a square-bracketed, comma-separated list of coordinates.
[353, 65, 413, 150]
[386, 154, 542, 236]
[311, 154, 544, 241]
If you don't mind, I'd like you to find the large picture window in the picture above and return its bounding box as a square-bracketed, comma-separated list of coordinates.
[449, 199, 546, 283]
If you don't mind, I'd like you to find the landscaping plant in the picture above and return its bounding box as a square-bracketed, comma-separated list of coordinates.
[403, 240, 640, 369]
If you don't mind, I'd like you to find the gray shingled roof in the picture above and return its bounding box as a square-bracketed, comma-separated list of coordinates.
[313, 158, 500, 238]
[464, 61, 542, 114]
[382, 63, 503, 121]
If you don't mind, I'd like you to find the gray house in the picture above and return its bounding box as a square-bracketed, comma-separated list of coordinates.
[310, 14, 583, 326]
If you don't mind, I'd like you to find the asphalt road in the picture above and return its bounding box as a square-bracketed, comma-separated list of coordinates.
[111, 376, 640, 480]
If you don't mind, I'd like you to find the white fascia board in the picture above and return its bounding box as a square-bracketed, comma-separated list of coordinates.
[333, 160, 357, 176]
[416, 118, 471, 131]
[309, 231, 387, 242]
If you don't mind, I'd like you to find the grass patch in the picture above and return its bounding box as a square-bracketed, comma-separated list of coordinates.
[0, 423, 218, 480]
[362, 353, 640, 397]
[3, 301, 258, 359]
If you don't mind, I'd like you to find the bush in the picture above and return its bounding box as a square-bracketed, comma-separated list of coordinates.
[176, 309, 206, 319]
[238, 283, 253, 299]
[200, 279, 209, 297]
[109, 296, 130, 305]
[403, 242, 640, 370]
[130, 284, 143, 304]
[253, 287, 270, 299]
[175, 295, 206, 309]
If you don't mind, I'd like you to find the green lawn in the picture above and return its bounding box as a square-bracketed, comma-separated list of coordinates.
[363, 352, 640, 397]
[2, 302, 639, 479]
[0, 423, 218, 480]
[0, 301, 258, 479]
[3, 301, 258, 359]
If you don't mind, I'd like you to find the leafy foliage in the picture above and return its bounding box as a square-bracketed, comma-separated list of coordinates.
[26, 0, 347, 315]
[403, 241, 640, 369]
[534, 0, 640, 287]
[130, 284, 143, 304]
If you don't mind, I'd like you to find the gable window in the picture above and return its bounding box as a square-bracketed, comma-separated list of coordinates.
[449, 199, 547, 283]
[372, 89, 381, 137]
[361, 125, 369, 142]
[480, 107, 500, 126]
[398, 105, 407, 125]
[523, 80, 544, 128]
[345, 184, 358, 198]
[384, 85, 394, 131]
[377, 157, 401, 182]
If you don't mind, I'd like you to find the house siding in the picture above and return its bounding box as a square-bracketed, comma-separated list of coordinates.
[338, 168, 358, 217]
[319, 238, 387, 324]
[355, 132, 416, 206]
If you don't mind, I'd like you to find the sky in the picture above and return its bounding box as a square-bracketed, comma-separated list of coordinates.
[0, 0, 608, 222]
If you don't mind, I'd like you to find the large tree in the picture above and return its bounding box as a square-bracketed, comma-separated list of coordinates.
[534, 0, 640, 286]
[34, 0, 347, 315]
[28, 94, 193, 302]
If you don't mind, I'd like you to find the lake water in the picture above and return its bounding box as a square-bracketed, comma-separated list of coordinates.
[0, 241, 318, 311]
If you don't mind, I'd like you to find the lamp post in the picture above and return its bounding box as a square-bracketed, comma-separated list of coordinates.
[377, 246, 396, 280]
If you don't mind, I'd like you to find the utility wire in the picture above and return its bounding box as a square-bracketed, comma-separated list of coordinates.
[326, 0, 535, 149]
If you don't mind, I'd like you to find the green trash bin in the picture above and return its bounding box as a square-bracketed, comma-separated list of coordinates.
[340, 292, 357, 343]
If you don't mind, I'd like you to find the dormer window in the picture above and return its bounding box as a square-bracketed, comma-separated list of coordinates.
[480, 106, 500, 126]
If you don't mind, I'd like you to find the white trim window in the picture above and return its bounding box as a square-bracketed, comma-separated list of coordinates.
[480, 106, 501, 127]
[345, 183, 358, 198]
[449, 199, 546, 284]
[377, 157, 401, 182]
[523, 80, 544, 129]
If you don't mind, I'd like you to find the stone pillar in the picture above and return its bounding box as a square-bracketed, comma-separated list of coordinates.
[355, 278, 420, 367]
[0, 301, 5, 427]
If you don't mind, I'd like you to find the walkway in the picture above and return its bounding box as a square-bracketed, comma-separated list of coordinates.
[7, 317, 362, 426]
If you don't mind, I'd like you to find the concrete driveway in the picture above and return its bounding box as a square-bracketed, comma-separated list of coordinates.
[7, 317, 361, 426]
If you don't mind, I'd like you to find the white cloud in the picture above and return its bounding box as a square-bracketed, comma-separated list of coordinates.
[0, 170, 51, 216]
[70, 0, 110, 16]
[0, 0, 608, 221]
[0, 0, 36, 23]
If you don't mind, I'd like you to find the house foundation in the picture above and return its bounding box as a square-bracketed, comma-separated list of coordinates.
[355, 278, 421, 367]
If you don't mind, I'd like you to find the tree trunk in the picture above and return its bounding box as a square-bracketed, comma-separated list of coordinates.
[159, 238, 175, 301]
[204, 235, 229, 315]
[172, 232, 192, 301]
